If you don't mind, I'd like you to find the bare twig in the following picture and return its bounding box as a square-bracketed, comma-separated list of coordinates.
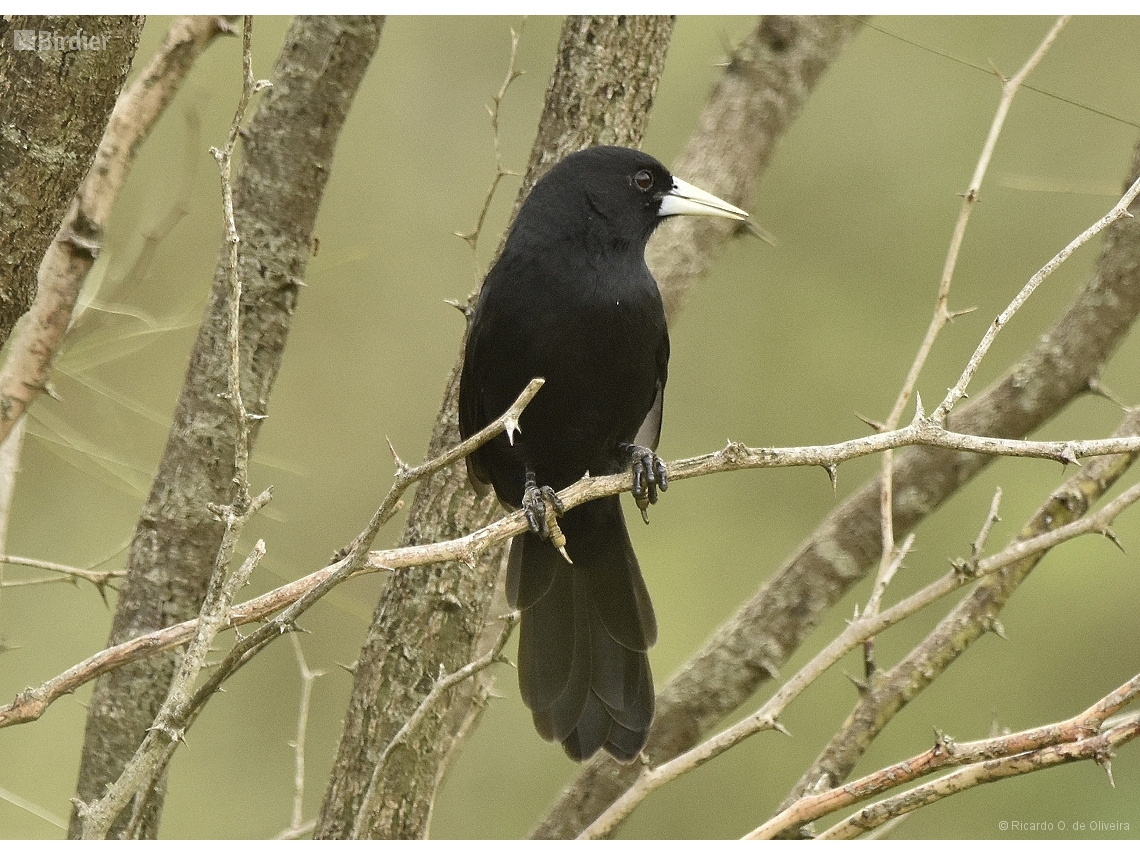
[861, 532, 913, 678]
[933, 171, 1140, 425]
[750, 674, 1140, 838]
[209, 20, 272, 510]
[972, 487, 1004, 558]
[454, 24, 525, 255]
[863, 533, 914, 622]
[284, 633, 324, 836]
[0, 554, 125, 594]
[871, 17, 1068, 650]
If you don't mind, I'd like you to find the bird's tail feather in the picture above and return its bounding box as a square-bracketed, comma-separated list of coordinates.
[509, 495, 656, 762]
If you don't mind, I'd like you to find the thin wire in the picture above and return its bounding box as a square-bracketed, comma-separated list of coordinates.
[853, 16, 1140, 130]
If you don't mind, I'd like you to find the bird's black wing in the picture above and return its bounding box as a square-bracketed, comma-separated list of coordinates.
[458, 315, 493, 496]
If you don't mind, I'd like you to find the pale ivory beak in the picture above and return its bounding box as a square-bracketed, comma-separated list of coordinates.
[657, 176, 749, 221]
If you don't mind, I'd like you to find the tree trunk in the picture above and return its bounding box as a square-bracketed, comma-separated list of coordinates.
[69, 16, 384, 838]
[314, 14, 676, 841]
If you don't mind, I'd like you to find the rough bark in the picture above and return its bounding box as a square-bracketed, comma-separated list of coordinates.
[69, 16, 384, 838]
[533, 15, 865, 838]
[0, 15, 143, 350]
[314, 14, 676, 841]
[0, 16, 232, 449]
[535, 31, 1140, 841]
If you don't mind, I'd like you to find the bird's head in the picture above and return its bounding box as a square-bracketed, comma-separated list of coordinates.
[517, 146, 748, 251]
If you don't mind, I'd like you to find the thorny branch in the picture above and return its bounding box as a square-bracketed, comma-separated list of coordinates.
[772, 399, 1140, 834]
[5, 409, 1140, 732]
[749, 673, 1140, 838]
[576, 474, 1140, 838]
[73, 18, 270, 838]
[454, 24, 525, 256]
[0, 554, 124, 596]
[819, 711, 1140, 839]
[870, 17, 1068, 658]
[209, 20, 271, 511]
[933, 168, 1140, 424]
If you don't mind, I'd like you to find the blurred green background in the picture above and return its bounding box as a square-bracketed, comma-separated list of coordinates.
[1, 15, 1139, 840]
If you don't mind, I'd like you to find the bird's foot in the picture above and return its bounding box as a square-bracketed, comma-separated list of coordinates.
[623, 444, 668, 524]
[523, 471, 571, 563]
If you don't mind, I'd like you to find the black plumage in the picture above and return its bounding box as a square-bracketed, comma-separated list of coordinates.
[458, 145, 747, 762]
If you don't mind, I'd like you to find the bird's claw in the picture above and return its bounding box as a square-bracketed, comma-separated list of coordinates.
[523, 472, 571, 562]
[624, 444, 668, 524]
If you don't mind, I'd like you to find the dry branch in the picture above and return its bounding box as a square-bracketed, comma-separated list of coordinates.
[751, 674, 1140, 838]
[4, 414, 1137, 733]
[818, 713, 1140, 839]
[576, 480, 1140, 838]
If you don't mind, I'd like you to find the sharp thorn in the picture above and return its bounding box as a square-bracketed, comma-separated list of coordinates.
[1085, 376, 1127, 409]
[823, 463, 838, 492]
[385, 436, 405, 468]
[504, 415, 520, 446]
[1102, 527, 1126, 554]
[1057, 443, 1080, 467]
[759, 659, 781, 681]
[1097, 754, 1116, 788]
[444, 298, 474, 319]
[947, 305, 978, 320]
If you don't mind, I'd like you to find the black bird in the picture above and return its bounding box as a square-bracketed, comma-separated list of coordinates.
[459, 146, 747, 762]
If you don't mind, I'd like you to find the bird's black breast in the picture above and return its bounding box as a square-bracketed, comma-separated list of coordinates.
[459, 237, 668, 508]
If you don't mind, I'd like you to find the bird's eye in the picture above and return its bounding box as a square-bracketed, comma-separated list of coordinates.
[633, 169, 654, 192]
